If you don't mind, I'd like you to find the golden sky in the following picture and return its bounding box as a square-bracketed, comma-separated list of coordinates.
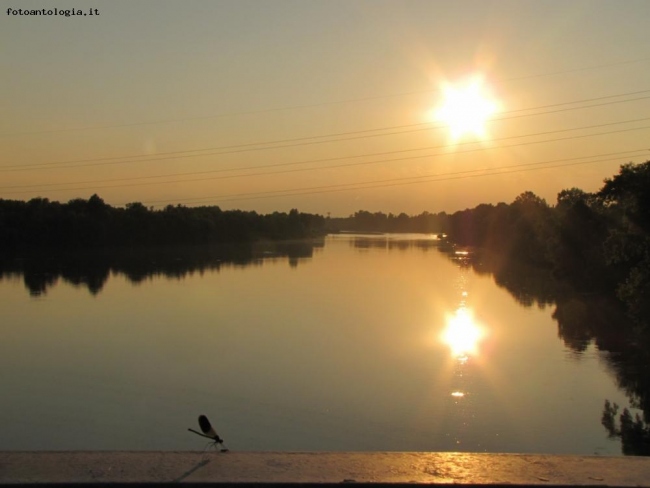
[2, 0, 650, 215]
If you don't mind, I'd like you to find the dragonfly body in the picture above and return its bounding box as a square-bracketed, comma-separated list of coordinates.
[188, 414, 228, 452]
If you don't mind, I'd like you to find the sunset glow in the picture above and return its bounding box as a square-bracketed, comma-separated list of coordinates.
[2, 1, 649, 216]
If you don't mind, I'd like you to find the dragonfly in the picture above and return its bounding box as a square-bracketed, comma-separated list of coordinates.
[188, 414, 229, 452]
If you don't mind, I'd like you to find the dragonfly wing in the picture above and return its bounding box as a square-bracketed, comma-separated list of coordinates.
[198, 415, 218, 439]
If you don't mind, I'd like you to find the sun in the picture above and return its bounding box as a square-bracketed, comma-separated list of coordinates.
[431, 75, 501, 141]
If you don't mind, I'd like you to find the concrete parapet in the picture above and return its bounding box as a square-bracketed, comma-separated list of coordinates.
[1, 452, 650, 486]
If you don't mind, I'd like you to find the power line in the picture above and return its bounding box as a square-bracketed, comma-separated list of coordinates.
[6, 120, 647, 196]
[139, 151, 649, 207]
[2, 91, 649, 173]
[3, 122, 649, 194]
[2, 57, 649, 138]
[218, 158, 639, 204]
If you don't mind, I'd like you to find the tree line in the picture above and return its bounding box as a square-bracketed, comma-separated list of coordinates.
[0, 196, 327, 250]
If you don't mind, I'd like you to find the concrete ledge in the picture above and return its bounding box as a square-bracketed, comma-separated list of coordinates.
[2, 452, 650, 486]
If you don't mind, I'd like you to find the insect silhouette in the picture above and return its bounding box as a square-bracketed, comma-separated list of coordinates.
[188, 415, 229, 452]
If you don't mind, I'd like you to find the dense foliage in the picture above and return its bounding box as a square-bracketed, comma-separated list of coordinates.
[0, 195, 326, 250]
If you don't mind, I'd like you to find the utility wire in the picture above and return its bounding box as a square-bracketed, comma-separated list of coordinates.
[6, 122, 648, 196]
[139, 151, 649, 207]
[3, 122, 649, 193]
[212, 158, 636, 204]
[2, 89, 649, 172]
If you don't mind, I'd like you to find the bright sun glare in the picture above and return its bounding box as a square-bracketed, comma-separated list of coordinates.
[441, 307, 485, 357]
[431, 75, 501, 141]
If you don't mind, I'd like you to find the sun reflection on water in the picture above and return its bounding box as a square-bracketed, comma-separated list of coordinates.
[441, 306, 485, 358]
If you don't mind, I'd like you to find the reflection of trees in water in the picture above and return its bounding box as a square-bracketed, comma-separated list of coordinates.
[437, 245, 650, 456]
[0, 239, 324, 297]
[22, 269, 60, 297]
[469, 252, 559, 309]
[601, 346, 650, 427]
[602, 400, 650, 456]
[350, 235, 440, 251]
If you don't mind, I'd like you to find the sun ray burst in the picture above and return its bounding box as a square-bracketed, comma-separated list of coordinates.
[431, 75, 501, 142]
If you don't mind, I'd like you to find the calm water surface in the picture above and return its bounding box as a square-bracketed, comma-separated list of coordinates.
[0, 234, 632, 453]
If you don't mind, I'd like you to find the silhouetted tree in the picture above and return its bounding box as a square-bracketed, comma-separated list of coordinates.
[597, 161, 650, 328]
[546, 188, 612, 289]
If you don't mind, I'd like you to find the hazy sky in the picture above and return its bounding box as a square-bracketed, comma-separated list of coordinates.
[2, 0, 650, 215]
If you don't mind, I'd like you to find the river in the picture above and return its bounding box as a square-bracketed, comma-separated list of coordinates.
[0, 234, 636, 454]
